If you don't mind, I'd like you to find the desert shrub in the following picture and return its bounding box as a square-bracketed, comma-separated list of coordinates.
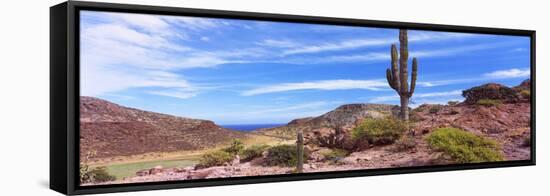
[429, 105, 443, 114]
[520, 90, 531, 98]
[393, 137, 417, 152]
[80, 165, 116, 183]
[197, 150, 234, 168]
[240, 144, 269, 162]
[352, 117, 408, 145]
[476, 99, 502, 107]
[89, 166, 116, 182]
[264, 144, 309, 167]
[321, 149, 349, 161]
[426, 127, 503, 163]
[222, 139, 245, 155]
[447, 101, 459, 106]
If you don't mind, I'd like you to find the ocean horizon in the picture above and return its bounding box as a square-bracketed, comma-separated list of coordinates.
[220, 123, 286, 131]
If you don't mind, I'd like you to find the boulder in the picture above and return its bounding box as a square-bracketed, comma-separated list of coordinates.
[149, 165, 164, 175]
[135, 169, 149, 176]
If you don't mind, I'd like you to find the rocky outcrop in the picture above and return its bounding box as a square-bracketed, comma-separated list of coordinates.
[462, 80, 531, 104]
[462, 83, 518, 104]
[80, 96, 247, 160]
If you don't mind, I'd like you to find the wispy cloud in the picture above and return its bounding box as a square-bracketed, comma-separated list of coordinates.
[147, 89, 198, 99]
[242, 79, 388, 96]
[282, 38, 395, 56]
[280, 31, 474, 56]
[249, 101, 329, 114]
[80, 11, 250, 97]
[369, 90, 462, 103]
[256, 39, 298, 48]
[483, 68, 530, 79]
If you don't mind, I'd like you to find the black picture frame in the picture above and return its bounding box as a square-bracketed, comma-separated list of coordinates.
[50, 1, 536, 195]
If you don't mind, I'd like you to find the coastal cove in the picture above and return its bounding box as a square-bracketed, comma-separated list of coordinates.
[220, 124, 286, 132]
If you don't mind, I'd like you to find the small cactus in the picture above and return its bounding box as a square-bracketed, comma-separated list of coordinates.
[296, 129, 304, 173]
[386, 29, 418, 121]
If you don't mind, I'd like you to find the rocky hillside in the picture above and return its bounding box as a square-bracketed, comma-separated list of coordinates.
[84, 80, 532, 185]
[80, 96, 247, 160]
[258, 80, 531, 158]
[412, 79, 531, 160]
[256, 103, 401, 149]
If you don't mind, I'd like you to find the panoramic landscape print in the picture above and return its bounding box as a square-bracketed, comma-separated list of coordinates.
[79, 11, 531, 185]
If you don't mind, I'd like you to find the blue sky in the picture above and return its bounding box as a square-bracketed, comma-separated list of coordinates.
[80, 11, 531, 125]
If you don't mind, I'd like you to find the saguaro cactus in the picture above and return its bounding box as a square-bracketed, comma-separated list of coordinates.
[296, 129, 304, 173]
[386, 29, 418, 121]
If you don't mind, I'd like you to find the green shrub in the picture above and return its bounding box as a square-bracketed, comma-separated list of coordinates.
[80, 165, 116, 183]
[240, 144, 269, 162]
[264, 144, 308, 167]
[352, 117, 408, 145]
[426, 127, 503, 163]
[321, 149, 349, 161]
[393, 137, 417, 152]
[520, 90, 531, 98]
[476, 99, 502, 107]
[222, 139, 245, 155]
[197, 150, 234, 168]
[429, 105, 443, 114]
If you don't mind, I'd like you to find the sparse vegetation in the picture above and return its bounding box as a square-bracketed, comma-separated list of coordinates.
[352, 117, 408, 145]
[264, 144, 309, 167]
[197, 150, 234, 168]
[520, 90, 531, 98]
[393, 137, 417, 152]
[476, 99, 502, 107]
[222, 139, 245, 155]
[322, 149, 349, 161]
[240, 144, 269, 162]
[426, 127, 503, 163]
[429, 105, 443, 114]
[80, 165, 116, 183]
[80, 151, 116, 184]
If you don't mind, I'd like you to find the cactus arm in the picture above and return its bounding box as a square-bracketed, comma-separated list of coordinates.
[409, 58, 418, 97]
[386, 69, 398, 90]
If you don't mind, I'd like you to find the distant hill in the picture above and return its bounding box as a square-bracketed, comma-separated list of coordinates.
[80, 96, 246, 159]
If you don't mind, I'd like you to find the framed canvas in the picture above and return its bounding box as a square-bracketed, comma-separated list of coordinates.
[50, 1, 536, 195]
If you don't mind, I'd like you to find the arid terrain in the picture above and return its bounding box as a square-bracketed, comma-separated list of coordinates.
[80, 80, 531, 185]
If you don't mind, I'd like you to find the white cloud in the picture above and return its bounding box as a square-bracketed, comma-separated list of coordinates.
[282, 38, 394, 56]
[483, 68, 530, 79]
[281, 31, 475, 56]
[278, 42, 498, 65]
[249, 101, 329, 114]
[242, 79, 388, 96]
[147, 89, 198, 99]
[369, 90, 462, 103]
[80, 11, 247, 98]
[256, 39, 298, 48]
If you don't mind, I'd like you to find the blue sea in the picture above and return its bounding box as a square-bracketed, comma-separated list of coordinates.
[221, 124, 286, 132]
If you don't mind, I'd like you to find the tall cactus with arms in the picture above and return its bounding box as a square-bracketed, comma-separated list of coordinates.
[386, 29, 418, 121]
